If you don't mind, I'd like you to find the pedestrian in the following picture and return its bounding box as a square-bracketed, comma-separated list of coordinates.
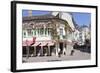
[70, 50, 74, 56]
[58, 52, 61, 57]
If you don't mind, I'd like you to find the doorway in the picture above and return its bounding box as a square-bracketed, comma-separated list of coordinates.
[59, 42, 63, 53]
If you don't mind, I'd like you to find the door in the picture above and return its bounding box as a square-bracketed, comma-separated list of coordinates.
[59, 42, 63, 53]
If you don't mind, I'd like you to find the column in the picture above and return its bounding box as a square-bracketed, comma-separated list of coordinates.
[55, 43, 58, 56]
[34, 46, 36, 56]
[46, 28, 48, 36]
[63, 42, 66, 55]
[48, 46, 50, 56]
[26, 46, 29, 59]
[40, 46, 43, 56]
[62, 42, 64, 55]
[44, 26, 45, 36]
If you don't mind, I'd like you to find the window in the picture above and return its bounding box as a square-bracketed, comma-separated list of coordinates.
[27, 29, 32, 36]
[45, 28, 47, 36]
[23, 32, 26, 38]
[60, 28, 63, 35]
[40, 28, 44, 35]
[48, 28, 51, 36]
[34, 29, 36, 36]
[32, 31, 33, 36]
[32, 29, 35, 36]
[37, 28, 40, 36]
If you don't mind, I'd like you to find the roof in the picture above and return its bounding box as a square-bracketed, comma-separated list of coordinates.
[23, 14, 57, 22]
[22, 14, 63, 30]
[22, 13, 73, 32]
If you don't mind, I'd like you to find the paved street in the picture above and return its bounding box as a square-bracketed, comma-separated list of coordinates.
[22, 49, 91, 63]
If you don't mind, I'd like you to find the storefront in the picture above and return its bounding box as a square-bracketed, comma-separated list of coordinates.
[22, 12, 75, 57]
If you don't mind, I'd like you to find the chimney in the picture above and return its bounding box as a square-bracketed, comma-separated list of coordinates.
[28, 10, 33, 16]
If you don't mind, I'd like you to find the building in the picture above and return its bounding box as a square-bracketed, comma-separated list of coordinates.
[22, 11, 75, 57]
[79, 25, 91, 45]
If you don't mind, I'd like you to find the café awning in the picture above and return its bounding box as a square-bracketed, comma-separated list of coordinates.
[40, 42, 48, 46]
[48, 42, 54, 46]
[32, 42, 41, 46]
[22, 40, 33, 46]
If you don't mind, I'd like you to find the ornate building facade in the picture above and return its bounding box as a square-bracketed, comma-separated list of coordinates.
[22, 11, 76, 57]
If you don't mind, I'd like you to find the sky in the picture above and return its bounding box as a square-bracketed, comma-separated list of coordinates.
[71, 12, 91, 26]
[22, 10, 51, 16]
[22, 10, 91, 26]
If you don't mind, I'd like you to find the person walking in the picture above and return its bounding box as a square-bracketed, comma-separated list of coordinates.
[70, 50, 75, 56]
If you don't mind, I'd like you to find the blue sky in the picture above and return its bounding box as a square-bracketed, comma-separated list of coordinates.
[71, 12, 91, 26]
[22, 10, 51, 16]
[22, 10, 91, 26]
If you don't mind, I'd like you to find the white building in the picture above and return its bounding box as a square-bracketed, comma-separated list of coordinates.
[22, 12, 76, 57]
[78, 25, 91, 45]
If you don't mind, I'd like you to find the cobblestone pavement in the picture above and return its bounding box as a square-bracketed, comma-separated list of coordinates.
[22, 49, 91, 63]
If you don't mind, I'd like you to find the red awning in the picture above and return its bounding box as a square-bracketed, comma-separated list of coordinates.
[48, 42, 54, 46]
[32, 42, 40, 46]
[40, 42, 48, 46]
[22, 41, 27, 46]
[22, 40, 33, 46]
